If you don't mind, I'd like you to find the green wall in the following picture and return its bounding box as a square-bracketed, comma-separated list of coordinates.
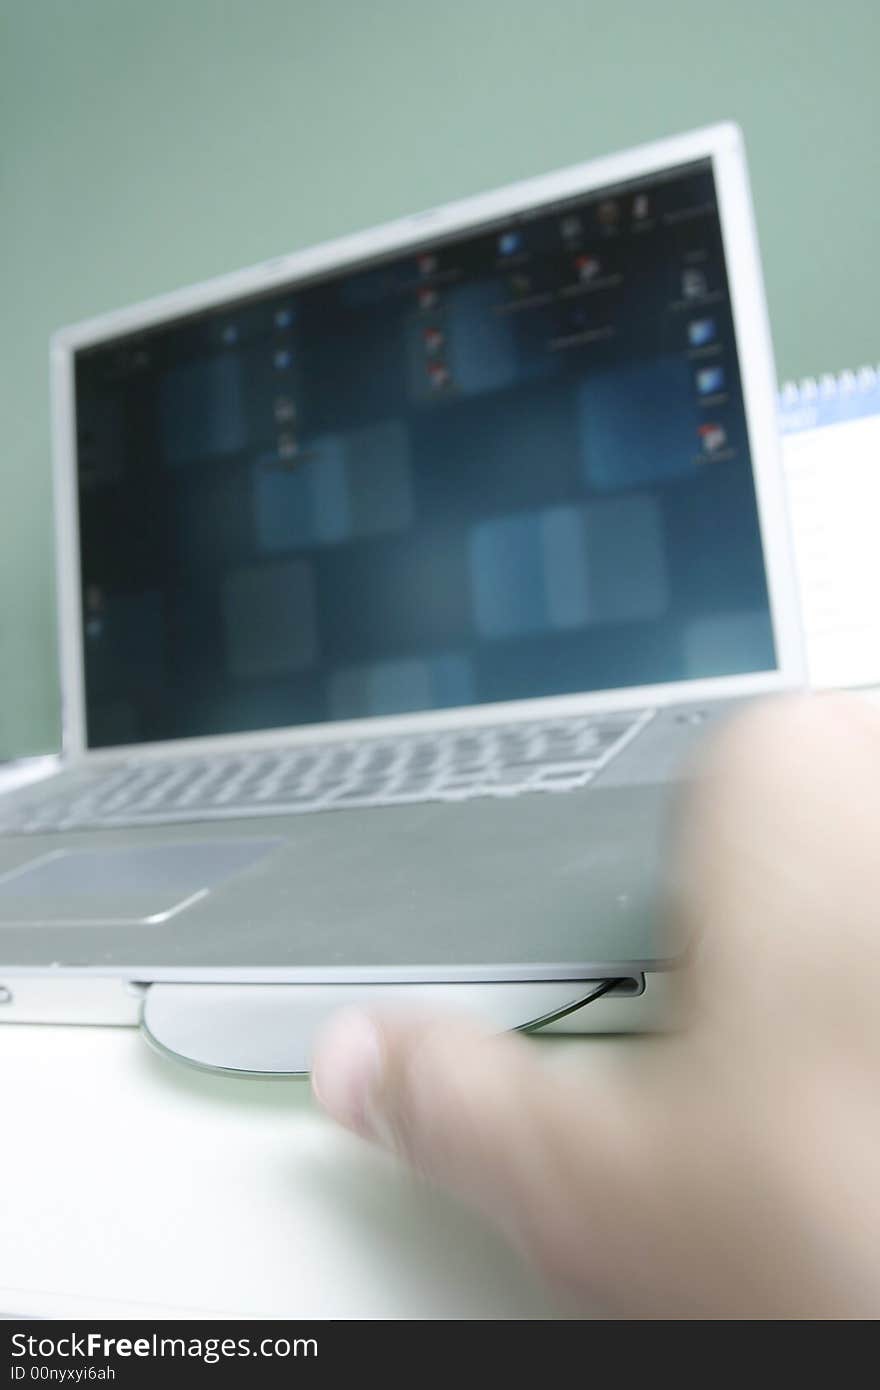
[2, 0, 878, 757]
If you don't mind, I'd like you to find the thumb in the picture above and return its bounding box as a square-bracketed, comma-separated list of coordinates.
[310, 1007, 641, 1275]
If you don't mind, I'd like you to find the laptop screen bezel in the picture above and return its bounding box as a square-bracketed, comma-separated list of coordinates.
[50, 121, 805, 763]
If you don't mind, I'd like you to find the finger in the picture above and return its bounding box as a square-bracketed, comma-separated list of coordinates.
[311, 1006, 647, 1292]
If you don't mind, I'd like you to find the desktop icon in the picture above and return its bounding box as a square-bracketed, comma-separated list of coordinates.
[221, 324, 239, 346]
[427, 361, 451, 390]
[273, 348, 293, 370]
[688, 317, 717, 347]
[509, 272, 532, 296]
[423, 326, 445, 355]
[632, 193, 651, 220]
[682, 268, 708, 300]
[560, 214, 582, 241]
[84, 584, 105, 641]
[697, 423, 728, 456]
[417, 253, 437, 277]
[597, 199, 620, 228]
[277, 432, 299, 462]
[575, 254, 601, 283]
[274, 395, 296, 423]
[418, 286, 439, 312]
[274, 307, 295, 329]
[696, 366, 725, 396]
[498, 231, 523, 256]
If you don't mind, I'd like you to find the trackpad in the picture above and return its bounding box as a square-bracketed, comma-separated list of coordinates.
[0, 840, 281, 926]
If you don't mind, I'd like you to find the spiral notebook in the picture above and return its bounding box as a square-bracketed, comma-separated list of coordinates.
[779, 365, 880, 690]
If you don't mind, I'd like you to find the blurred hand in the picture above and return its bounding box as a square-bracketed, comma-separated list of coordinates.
[312, 696, 880, 1318]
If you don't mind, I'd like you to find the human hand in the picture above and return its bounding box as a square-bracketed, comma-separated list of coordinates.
[312, 696, 880, 1318]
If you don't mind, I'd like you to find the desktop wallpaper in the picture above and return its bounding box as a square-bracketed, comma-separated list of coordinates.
[74, 159, 774, 748]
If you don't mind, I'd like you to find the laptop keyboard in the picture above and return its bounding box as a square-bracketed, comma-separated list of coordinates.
[1, 709, 653, 835]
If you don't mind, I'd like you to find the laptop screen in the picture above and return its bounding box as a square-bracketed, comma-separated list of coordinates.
[74, 158, 776, 749]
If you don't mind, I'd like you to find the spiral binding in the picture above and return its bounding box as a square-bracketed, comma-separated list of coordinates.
[779, 363, 879, 406]
[778, 364, 880, 431]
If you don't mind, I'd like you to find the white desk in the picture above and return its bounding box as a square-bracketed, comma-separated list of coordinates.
[0, 1021, 567, 1319]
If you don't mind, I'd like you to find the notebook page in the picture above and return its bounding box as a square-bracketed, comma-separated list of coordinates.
[780, 368, 880, 690]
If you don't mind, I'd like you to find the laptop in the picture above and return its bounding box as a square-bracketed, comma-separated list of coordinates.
[0, 122, 804, 1073]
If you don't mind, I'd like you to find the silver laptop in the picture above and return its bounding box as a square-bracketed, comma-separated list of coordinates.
[0, 123, 803, 1073]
